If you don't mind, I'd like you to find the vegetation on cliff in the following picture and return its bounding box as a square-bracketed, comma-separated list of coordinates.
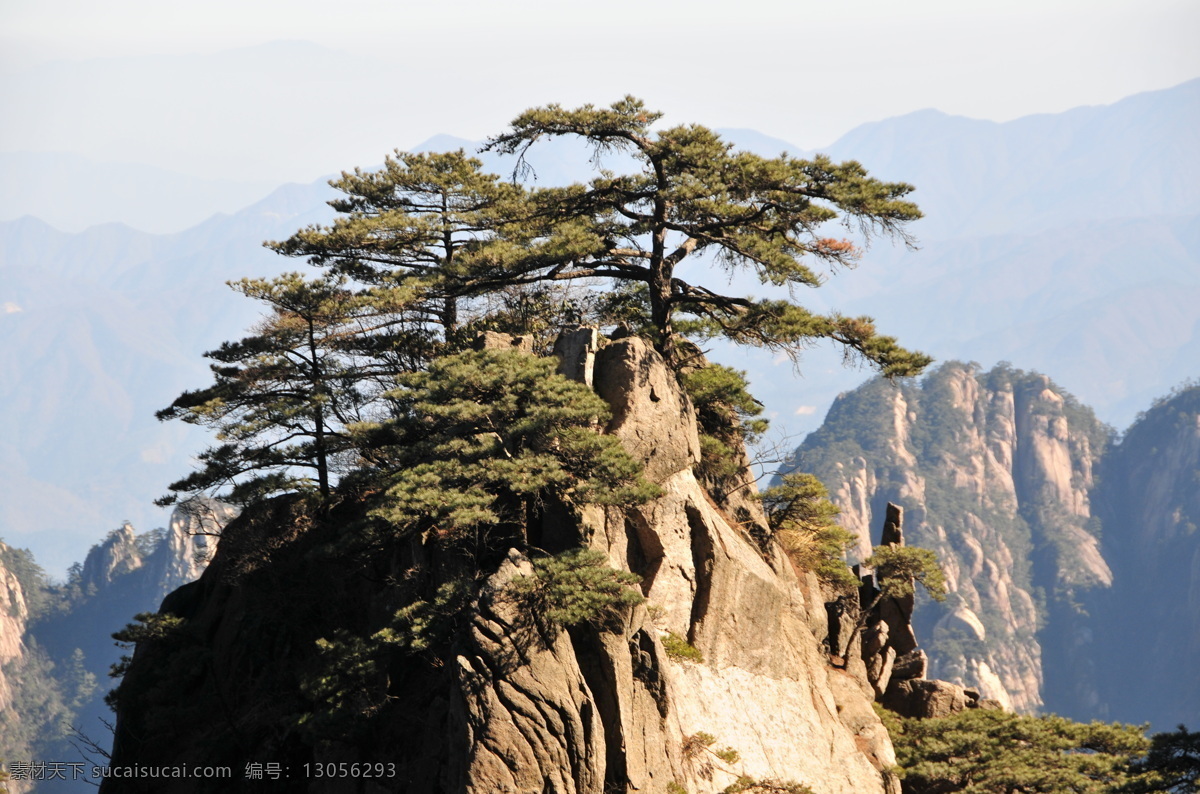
[758, 472, 857, 589]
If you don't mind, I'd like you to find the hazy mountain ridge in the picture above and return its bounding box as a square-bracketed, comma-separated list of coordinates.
[824, 78, 1200, 240]
[0, 152, 278, 235]
[809, 210, 1200, 426]
[0, 182, 338, 574]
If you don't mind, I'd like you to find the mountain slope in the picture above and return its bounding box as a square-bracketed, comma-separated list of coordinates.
[791, 363, 1114, 716]
[792, 365, 1200, 729]
[0, 502, 234, 792]
[1090, 384, 1200, 728]
[102, 336, 900, 794]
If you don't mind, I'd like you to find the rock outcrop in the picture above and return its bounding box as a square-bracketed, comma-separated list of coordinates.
[845, 503, 1002, 720]
[104, 333, 899, 793]
[794, 363, 1114, 716]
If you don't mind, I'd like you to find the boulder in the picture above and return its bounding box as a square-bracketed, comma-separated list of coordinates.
[881, 679, 982, 719]
[473, 330, 534, 353]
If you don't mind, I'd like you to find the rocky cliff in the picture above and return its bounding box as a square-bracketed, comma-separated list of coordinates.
[0, 541, 34, 792]
[104, 334, 900, 794]
[792, 362, 1114, 716]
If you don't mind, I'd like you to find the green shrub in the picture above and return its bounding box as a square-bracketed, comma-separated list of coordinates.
[715, 747, 741, 764]
[681, 364, 768, 489]
[662, 632, 703, 663]
[862, 544, 947, 602]
[508, 548, 644, 631]
[109, 612, 187, 680]
[759, 472, 857, 589]
[722, 776, 813, 794]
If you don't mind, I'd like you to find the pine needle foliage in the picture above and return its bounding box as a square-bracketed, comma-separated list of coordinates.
[891, 709, 1154, 793]
[759, 473, 857, 589]
[722, 777, 814, 794]
[508, 548, 644, 631]
[269, 149, 529, 337]
[1124, 725, 1200, 794]
[682, 363, 770, 485]
[358, 350, 661, 544]
[484, 96, 932, 375]
[863, 544, 948, 602]
[298, 580, 472, 735]
[156, 272, 418, 507]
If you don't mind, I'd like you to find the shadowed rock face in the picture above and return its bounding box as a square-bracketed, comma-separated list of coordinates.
[103, 333, 897, 794]
[1091, 385, 1200, 728]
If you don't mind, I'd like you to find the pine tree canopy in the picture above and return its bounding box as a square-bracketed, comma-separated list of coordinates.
[156, 272, 416, 506]
[354, 349, 660, 544]
[891, 709, 1155, 793]
[268, 98, 931, 375]
[159, 97, 933, 519]
[481, 96, 932, 373]
[268, 149, 530, 337]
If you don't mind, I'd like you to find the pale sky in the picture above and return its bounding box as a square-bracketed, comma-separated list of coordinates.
[2, 0, 1197, 184]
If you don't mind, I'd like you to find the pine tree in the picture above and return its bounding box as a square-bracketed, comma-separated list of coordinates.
[160, 100, 933, 519]
[268, 149, 529, 339]
[156, 272, 412, 507]
[1125, 725, 1200, 793]
[891, 709, 1153, 793]
[354, 348, 660, 548]
[759, 472, 857, 588]
[481, 96, 932, 374]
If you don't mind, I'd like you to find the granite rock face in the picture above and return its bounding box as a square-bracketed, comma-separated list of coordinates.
[104, 332, 898, 794]
[0, 542, 32, 793]
[849, 503, 1004, 721]
[794, 365, 1200, 728]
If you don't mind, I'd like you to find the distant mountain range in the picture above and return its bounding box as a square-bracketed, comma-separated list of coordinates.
[1, 78, 1197, 577]
[0, 152, 278, 234]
